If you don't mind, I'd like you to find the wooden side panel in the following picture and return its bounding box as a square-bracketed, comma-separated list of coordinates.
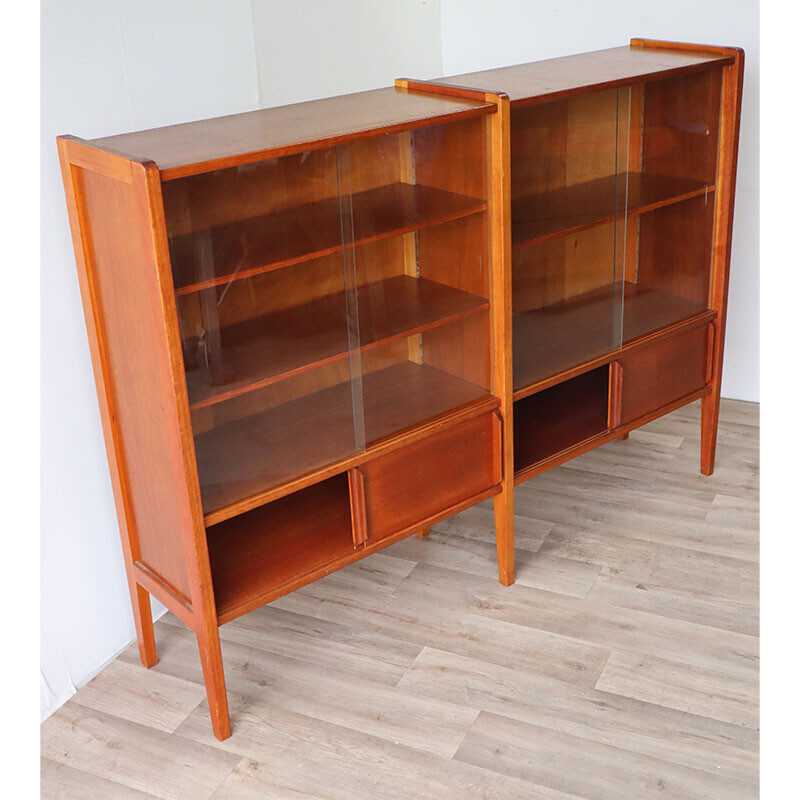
[62, 152, 199, 601]
[361, 412, 498, 542]
[619, 324, 709, 424]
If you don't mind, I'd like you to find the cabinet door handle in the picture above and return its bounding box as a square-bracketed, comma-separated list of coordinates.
[348, 467, 368, 548]
[609, 362, 624, 430]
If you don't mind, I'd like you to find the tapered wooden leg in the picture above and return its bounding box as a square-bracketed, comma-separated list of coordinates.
[195, 623, 231, 740]
[128, 579, 157, 668]
[618, 431, 629, 440]
[493, 486, 514, 586]
[700, 390, 720, 476]
[415, 528, 430, 538]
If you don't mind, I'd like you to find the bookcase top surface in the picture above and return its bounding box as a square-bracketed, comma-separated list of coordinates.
[436, 44, 734, 107]
[87, 86, 494, 180]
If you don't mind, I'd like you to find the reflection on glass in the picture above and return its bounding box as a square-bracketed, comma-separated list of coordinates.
[621, 68, 722, 343]
[163, 117, 494, 518]
[337, 118, 493, 451]
[511, 87, 629, 389]
[511, 70, 722, 391]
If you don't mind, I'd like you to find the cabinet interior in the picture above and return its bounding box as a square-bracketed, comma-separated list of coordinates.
[511, 69, 722, 394]
[162, 118, 496, 522]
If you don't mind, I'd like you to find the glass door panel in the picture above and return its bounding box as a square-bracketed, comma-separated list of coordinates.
[511, 87, 629, 391]
[162, 150, 364, 517]
[621, 67, 722, 344]
[335, 117, 493, 446]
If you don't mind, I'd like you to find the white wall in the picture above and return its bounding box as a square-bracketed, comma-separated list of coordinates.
[40, 0, 260, 721]
[251, 0, 442, 106]
[439, 0, 759, 402]
[40, 0, 441, 721]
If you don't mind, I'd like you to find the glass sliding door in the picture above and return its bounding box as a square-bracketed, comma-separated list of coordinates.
[620, 67, 723, 344]
[162, 148, 365, 519]
[510, 87, 630, 391]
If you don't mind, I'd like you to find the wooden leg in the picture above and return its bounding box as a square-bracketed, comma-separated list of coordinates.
[415, 528, 430, 538]
[128, 579, 157, 668]
[493, 485, 515, 586]
[700, 390, 720, 476]
[195, 622, 231, 741]
[618, 431, 630, 440]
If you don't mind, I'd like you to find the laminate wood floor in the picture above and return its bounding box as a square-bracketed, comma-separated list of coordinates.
[41, 399, 759, 799]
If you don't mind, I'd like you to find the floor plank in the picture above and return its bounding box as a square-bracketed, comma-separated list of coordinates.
[455, 711, 757, 800]
[41, 704, 241, 800]
[272, 574, 612, 687]
[179, 696, 585, 800]
[387, 532, 602, 597]
[396, 646, 758, 783]
[595, 648, 759, 728]
[69, 659, 207, 734]
[41, 758, 160, 800]
[171, 603, 423, 687]
[124, 623, 478, 759]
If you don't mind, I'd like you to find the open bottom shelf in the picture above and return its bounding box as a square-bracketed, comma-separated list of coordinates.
[194, 360, 495, 522]
[207, 474, 354, 622]
[513, 281, 709, 392]
[514, 366, 609, 475]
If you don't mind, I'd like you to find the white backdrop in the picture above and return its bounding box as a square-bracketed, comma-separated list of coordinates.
[40, 0, 758, 721]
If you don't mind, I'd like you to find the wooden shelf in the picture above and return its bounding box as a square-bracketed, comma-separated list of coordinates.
[512, 172, 713, 248]
[513, 281, 709, 392]
[87, 86, 494, 180]
[170, 182, 487, 295]
[185, 276, 488, 410]
[432, 45, 733, 107]
[206, 474, 355, 622]
[194, 361, 495, 522]
[514, 366, 609, 473]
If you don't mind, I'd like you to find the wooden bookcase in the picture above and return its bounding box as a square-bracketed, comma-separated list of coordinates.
[58, 38, 743, 741]
[403, 37, 744, 587]
[58, 87, 512, 740]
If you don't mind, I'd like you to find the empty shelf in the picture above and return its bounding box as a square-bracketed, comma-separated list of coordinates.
[170, 182, 487, 294]
[513, 281, 710, 392]
[512, 172, 713, 248]
[185, 275, 488, 409]
[194, 360, 496, 523]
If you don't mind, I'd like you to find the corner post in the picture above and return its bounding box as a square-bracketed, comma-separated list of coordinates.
[701, 48, 745, 476]
[486, 92, 515, 585]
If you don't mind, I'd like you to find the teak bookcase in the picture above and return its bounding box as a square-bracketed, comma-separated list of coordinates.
[402, 37, 744, 585]
[58, 86, 512, 740]
[58, 39, 743, 740]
